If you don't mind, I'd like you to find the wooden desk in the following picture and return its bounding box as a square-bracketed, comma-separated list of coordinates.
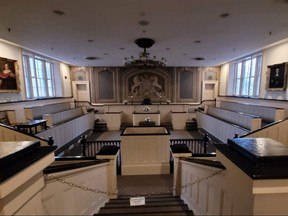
[120, 126, 170, 175]
[15, 119, 47, 134]
[139, 121, 156, 126]
[132, 111, 160, 126]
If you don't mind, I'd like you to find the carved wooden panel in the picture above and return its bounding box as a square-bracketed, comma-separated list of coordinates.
[127, 72, 166, 98]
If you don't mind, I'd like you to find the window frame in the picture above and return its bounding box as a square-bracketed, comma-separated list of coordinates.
[22, 52, 56, 99]
[232, 53, 262, 97]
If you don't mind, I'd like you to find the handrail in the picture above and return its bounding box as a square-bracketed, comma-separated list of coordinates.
[170, 138, 208, 154]
[181, 157, 225, 169]
[241, 118, 288, 138]
[83, 139, 121, 157]
[0, 123, 50, 145]
[74, 99, 217, 107]
[44, 156, 108, 174]
[239, 118, 288, 140]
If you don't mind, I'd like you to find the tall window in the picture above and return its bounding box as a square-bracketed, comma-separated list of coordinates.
[22, 53, 55, 99]
[233, 53, 262, 97]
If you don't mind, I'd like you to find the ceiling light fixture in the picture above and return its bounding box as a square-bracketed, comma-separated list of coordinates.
[124, 38, 166, 68]
[85, 56, 99, 60]
[53, 10, 65, 16]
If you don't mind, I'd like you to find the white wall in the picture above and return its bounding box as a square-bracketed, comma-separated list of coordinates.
[261, 40, 288, 100]
[219, 39, 288, 100]
[60, 63, 72, 97]
[219, 63, 229, 96]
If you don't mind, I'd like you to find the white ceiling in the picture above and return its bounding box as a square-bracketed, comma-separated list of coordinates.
[1, 0, 288, 67]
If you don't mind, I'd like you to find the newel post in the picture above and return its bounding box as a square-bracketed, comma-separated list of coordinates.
[203, 133, 209, 153]
[80, 136, 87, 156]
[48, 136, 54, 146]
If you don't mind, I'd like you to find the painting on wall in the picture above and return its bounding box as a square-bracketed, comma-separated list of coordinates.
[266, 62, 287, 91]
[0, 57, 20, 92]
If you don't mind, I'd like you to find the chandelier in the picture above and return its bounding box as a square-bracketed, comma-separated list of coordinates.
[124, 38, 166, 68]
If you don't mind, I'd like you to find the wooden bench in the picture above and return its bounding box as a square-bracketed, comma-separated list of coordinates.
[219, 101, 285, 123]
[0, 110, 16, 126]
[196, 111, 249, 143]
[42, 107, 85, 127]
[36, 112, 95, 154]
[206, 106, 262, 131]
[24, 102, 71, 120]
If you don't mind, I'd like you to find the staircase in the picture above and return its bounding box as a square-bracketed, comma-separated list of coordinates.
[94, 119, 108, 132]
[185, 118, 198, 131]
[96, 193, 193, 215]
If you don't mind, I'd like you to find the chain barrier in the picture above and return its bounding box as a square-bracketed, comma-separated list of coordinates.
[45, 169, 224, 197]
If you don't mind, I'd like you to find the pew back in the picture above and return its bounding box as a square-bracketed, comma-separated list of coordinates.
[219, 101, 285, 123]
[196, 111, 249, 143]
[36, 112, 94, 151]
[42, 107, 84, 127]
[206, 106, 262, 131]
[0, 110, 16, 126]
[24, 102, 71, 120]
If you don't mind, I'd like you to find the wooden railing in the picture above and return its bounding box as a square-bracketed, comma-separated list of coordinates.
[83, 140, 121, 157]
[42, 157, 110, 215]
[82, 137, 208, 158]
[0, 123, 50, 146]
[170, 138, 208, 154]
[241, 118, 288, 144]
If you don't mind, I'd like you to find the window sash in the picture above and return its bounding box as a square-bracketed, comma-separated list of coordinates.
[233, 53, 262, 97]
[23, 54, 55, 99]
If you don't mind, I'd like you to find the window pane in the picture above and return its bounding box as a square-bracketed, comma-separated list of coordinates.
[242, 78, 249, 95]
[233, 53, 262, 97]
[249, 77, 254, 96]
[237, 63, 242, 78]
[23, 53, 56, 99]
[46, 63, 51, 78]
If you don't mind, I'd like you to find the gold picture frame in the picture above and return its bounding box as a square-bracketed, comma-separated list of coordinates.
[266, 62, 287, 91]
[0, 57, 20, 92]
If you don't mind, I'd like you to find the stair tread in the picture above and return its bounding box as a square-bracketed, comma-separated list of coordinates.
[96, 210, 194, 215]
[105, 200, 184, 207]
[117, 193, 175, 199]
[109, 197, 182, 204]
[99, 205, 189, 214]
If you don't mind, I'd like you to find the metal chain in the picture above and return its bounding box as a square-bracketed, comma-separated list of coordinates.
[45, 169, 224, 197]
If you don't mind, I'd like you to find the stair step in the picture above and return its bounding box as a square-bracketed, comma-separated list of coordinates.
[109, 196, 181, 204]
[105, 200, 184, 207]
[98, 204, 189, 214]
[96, 210, 194, 215]
[116, 193, 175, 200]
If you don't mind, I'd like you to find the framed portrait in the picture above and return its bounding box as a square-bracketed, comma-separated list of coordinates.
[0, 57, 20, 92]
[266, 62, 287, 91]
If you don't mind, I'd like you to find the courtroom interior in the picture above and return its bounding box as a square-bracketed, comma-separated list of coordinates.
[1, 1, 288, 215]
